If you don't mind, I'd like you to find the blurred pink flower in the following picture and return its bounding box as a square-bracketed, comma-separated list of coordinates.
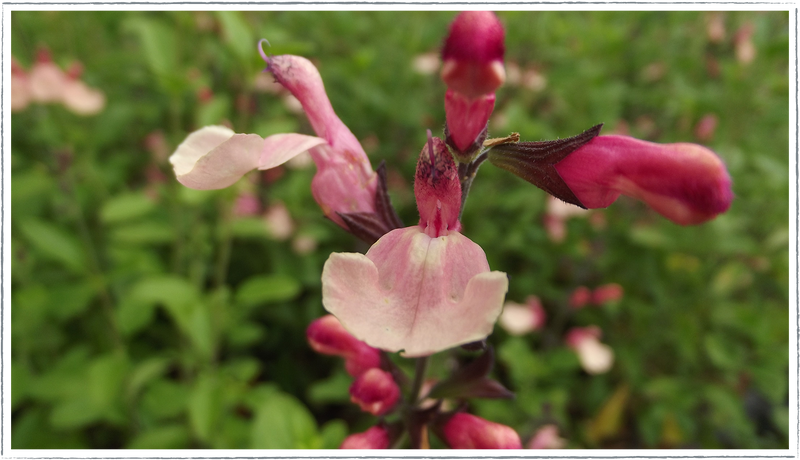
[591, 283, 624, 305]
[442, 413, 522, 449]
[233, 192, 261, 217]
[734, 22, 756, 65]
[262, 201, 294, 240]
[498, 295, 546, 335]
[340, 425, 390, 449]
[349, 368, 401, 416]
[527, 424, 566, 449]
[569, 286, 592, 309]
[11, 59, 32, 112]
[694, 114, 719, 143]
[544, 195, 590, 242]
[565, 326, 614, 375]
[29, 49, 67, 103]
[322, 136, 508, 357]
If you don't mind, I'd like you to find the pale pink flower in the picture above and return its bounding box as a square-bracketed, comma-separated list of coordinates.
[527, 424, 567, 449]
[340, 425, 390, 449]
[544, 195, 590, 242]
[412, 52, 441, 75]
[565, 326, 614, 375]
[62, 77, 106, 115]
[349, 368, 401, 416]
[306, 315, 382, 377]
[262, 201, 294, 240]
[694, 114, 719, 143]
[29, 49, 67, 103]
[11, 59, 32, 112]
[322, 136, 508, 357]
[498, 295, 546, 335]
[554, 135, 733, 225]
[291, 234, 318, 255]
[734, 23, 756, 65]
[442, 413, 522, 449]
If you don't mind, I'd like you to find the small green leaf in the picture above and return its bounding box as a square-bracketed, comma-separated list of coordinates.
[307, 370, 352, 405]
[235, 274, 301, 307]
[17, 219, 86, 273]
[100, 192, 157, 224]
[109, 221, 174, 244]
[320, 419, 348, 449]
[250, 391, 320, 449]
[127, 356, 171, 401]
[188, 373, 222, 444]
[127, 424, 191, 449]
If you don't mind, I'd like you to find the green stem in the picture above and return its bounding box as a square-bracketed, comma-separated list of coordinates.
[213, 196, 234, 289]
[458, 151, 489, 220]
[409, 356, 430, 405]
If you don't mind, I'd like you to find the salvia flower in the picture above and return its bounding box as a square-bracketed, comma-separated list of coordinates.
[349, 368, 401, 416]
[527, 424, 567, 449]
[441, 413, 522, 449]
[498, 295, 546, 335]
[306, 315, 381, 377]
[441, 11, 505, 160]
[170, 44, 379, 232]
[340, 425, 391, 449]
[565, 326, 614, 375]
[322, 135, 508, 357]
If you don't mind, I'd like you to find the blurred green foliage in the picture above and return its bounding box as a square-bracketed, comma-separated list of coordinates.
[11, 11, 789, 448]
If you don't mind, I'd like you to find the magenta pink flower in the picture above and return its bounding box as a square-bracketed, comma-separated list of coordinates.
[306, 315, 381, 377]
[569, 286, 592, 309]
[554, 135, 733, 225]
[349, 368, 401, 416]
[441, 413, 522, 449]
[340, 425, 390, 449]
[591, 283, 624, 305]
[321, 136, 508, 357]
[441, 11, 505, 158]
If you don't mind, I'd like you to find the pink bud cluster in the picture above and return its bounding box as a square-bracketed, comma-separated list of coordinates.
[307, 315, 401, 448]
[12, 50, 106, 115]
[570, 283, 624, 309]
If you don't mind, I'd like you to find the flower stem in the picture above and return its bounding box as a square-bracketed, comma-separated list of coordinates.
[458, 151, 489, 219]
[409, 356, 430, 405]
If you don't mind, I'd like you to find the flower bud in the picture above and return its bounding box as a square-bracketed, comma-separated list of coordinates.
[349, 368, 401, 416]
[442, 413, 522, 449]
[414, 134, 461, 237]
[441, 11, 505, 159]
[554, 135, 733, 225]
[306, 315, 381, 377]
[565, 326, 614, 375]
[569, 286, 592, 309]
[591, 283, 623, 305]
[340, 425, 390, 449]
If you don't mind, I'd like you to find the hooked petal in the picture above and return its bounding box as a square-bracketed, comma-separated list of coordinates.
[265, 53, 368, 162]
[258, 133, 326, 170]
[322, 227, 508, 357]
[555, 135, 733, 225]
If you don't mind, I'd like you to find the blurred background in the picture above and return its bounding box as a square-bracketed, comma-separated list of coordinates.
[10, 11, 789, 449]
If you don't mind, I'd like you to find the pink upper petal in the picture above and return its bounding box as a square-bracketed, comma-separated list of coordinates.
[554, 135, 733, 225]
[258, 133, 326, 170]
[265, 54, 368, 163]
[321, 226, 508, 357]
[414, 136, 461, 237]
[309, 144, 378, 227]
[29, 61, 67, 103]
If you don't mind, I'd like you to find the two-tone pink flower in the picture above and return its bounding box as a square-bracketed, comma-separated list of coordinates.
[170, 42, 377, 231]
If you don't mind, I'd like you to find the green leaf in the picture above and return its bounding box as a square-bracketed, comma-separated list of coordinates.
[141, 379, 189, 420]
[16, 218, 86, 273]
[127, 424, 191, 449]
[127, 356, 171, 401]
[250, 391, 320, 449]
[100, 192, 157, 224]
[320, 419, 348, 449]
[109, 221, 174, 245]
[215, 11, 255, 66]
[188, 373, 223, 444]
[196, 95, 231, 127]
[307, 370, 351, 405]
[235, 274, 302, 307]
[48, 282, 97, 321]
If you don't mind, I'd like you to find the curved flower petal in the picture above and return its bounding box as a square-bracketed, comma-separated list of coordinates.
[554, 135, 733, 225]
[62, 79, 106, 115]
[29, 60, 67, 103]
[322, 227, 508, 357]
[258, 133, 326, 170]
[309, 143, 378, 225]
[170, 127, 323, 190]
